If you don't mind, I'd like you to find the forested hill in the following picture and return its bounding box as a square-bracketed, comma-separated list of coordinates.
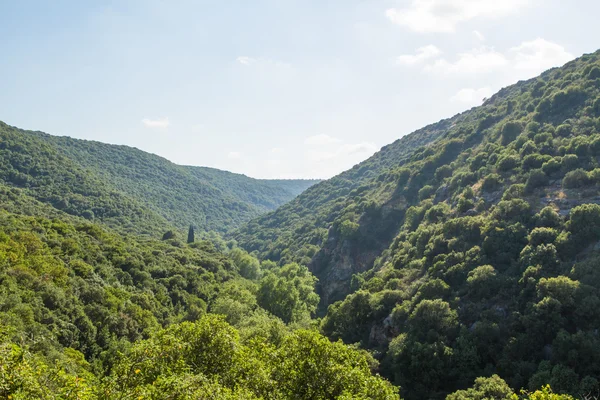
[235, 49, 600, 398]
[0, 121, 318, 234]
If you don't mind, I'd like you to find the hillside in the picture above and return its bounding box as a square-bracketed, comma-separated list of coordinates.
[0, 121, 318, 234]
[235, 50, 600, 399]
[0, 177, 401, 398]
[233, 117, 451, 301]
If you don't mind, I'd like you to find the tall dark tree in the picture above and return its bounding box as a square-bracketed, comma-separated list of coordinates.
[187, 224, 195, 243]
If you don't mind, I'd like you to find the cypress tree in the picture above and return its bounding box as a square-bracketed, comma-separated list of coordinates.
[187, 225, 195, 243]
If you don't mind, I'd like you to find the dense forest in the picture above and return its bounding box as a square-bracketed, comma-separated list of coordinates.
[2, 51, 600, 399]
[233, 49, 600, 399]
[0, 122, 318, 234]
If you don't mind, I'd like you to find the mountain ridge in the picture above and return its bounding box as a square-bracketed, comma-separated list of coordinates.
[233, 49, 600, 398]
[0, 120, 319, 234]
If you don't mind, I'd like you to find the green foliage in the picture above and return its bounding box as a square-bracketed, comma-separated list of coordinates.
[0, 121, 318, 234]
[446, 375, 514, 400]
[257, 263, 319, 323]
[340, 219, 360, 238]
[6, 40, 600, 400]
[562, 168, 591, 188]
[235, 51, 600, 400]
[104, 315, 399, 399]
[501, 122, 523, 145]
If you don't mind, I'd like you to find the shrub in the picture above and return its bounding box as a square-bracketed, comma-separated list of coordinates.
[561, 154, 579, 171]
[501, 121, 522, 145]
[418, 185, 435, 200]
[555, 124, 572, 137]
[497, 155, 520, 172]
[525, 169, 548, 193]
[528, 227, 558, 246]
[562, 168, 590, 188]
[481, 173, 502, 192]
[542, 158, 561, 175]
[523, 154, 549, 170]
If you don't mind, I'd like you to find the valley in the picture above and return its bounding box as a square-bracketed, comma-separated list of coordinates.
[3, 48, 600, 400]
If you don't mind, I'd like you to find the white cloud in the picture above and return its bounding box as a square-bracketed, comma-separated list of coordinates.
[228, 151, 242, 159]
[397, 45, 442, 66]
[340, 142, 378, 156]
[451, 87, 493, 105]
[421, 39, 574, 78]
[307, 142, 377, 163]
[270, 147, 284, 154]
[304, 134, 342, 146]
[142, 117, 169, 128]
[386, 0, 530, 33]
[473, 30, 485, 42]
[236, 56, 291, 69]
[236, 56, 256, 65]
[509, 38, 574, 74]
[425, 46, 508, 74]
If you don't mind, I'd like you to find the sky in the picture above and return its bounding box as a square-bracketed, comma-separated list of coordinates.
[1, 0, 599, 179]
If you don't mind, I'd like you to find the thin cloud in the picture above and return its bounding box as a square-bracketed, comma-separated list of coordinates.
[304, 134, 342, 146]
[397, 45, 442, 66]
[142, 117, 169, 128]
[425, 47, 508, 75]
[236, 56, 291, 69]
[236, 56, 256, 66]
[386, 0, 531, 33]
[451, 87, 493, 105]
[422, 39, 574, 78]
[509, 38, 574, 74]
[473, 30, 485, 42]
[307, 142, 377, 163]
[228, 151, 242, 159]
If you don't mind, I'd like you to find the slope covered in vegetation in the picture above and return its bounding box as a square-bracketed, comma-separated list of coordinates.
[0, 121, 318, 234]
[0, 181, 397, 399]
[234, 50, 600, 399]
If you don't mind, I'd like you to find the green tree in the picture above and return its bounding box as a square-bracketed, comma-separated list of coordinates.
[257, 263, 319, 323]
[187, 224, 195, 243]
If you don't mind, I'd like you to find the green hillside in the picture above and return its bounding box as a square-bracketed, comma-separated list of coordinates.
[0, 122, 318, 234]
[0, 180, 399, 398]
[2, 46, 599, 400]
[234, 50, 600, 398]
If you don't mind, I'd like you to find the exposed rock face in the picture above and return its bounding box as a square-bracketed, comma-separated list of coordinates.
[310, 197, 407, 310]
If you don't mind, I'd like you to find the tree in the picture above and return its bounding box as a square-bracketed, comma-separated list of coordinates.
[187, 224, 195, 243]
[257, 263, 319, 323]
[274, 330, 399, 399]
[446, 375, 514, 400]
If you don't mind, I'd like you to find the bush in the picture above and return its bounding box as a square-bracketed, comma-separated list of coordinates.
[528, 227, 558, 246]
[587, 65, 600, 79]
[497, 155, 520, 172]
[525, 169, 548, 193]
[340, 220, 360, 238]
[501, 121, 522, 145]
[435, 165, 453, 180]
[481, 174, 502, 192]
[542, 158, 561, 175]
[562, 168, 590, 188]
[569, 204, 600, 242]
[418, 185, 435, 200]
[523, 154, 549, 170]
[561, 154, 579, 171]
[555, 124, 572, 137]
[534, 132, 553, 144]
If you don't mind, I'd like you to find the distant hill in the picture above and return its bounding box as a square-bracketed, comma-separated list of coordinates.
[0, 121, 318, 234]
[234, 50, 600, 398]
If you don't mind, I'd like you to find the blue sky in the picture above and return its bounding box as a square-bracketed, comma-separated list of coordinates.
[1, 0, 599, 179]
